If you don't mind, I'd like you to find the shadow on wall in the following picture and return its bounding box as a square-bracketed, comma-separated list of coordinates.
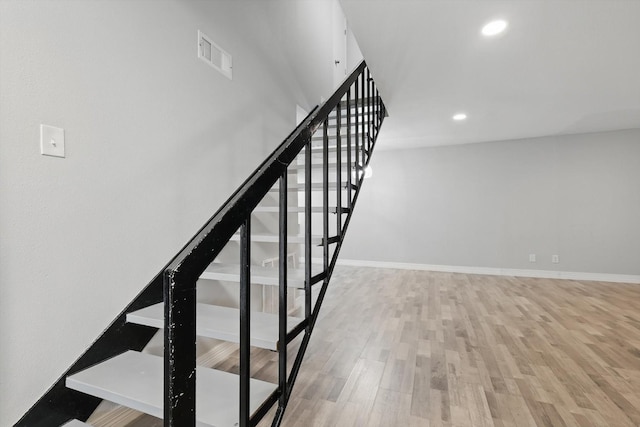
[560, 108, 640, 135]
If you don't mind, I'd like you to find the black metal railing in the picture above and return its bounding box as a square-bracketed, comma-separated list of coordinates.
[163, 60, 386, 426]
[16, 60, 386, 427]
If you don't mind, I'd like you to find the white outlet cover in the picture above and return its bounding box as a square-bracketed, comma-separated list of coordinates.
[40, 124, 65, 158]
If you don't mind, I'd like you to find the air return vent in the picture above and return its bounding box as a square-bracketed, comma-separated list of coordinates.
[198, 30, 232, 80]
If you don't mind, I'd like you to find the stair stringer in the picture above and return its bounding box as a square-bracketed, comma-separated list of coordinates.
[15, 273, 163, 426]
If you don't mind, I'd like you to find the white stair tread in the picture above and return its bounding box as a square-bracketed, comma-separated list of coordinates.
[127, 303, 303, 350]
[309, 144, 358, 153]
[329, 111, 372, 118]
[201, 263, 305, 287]
[254, 206, 322, 213]
[288, 161, 354, 171]
[294, 159, 363, 167]
[311, 133, 369, 141]
[66, 351, 276, 427]
[254, 206, 344, 214]
[229, 233, 322, 245]
[326, 123, 367, 129]
[326, 110, 368, 116]
[62, 421, 91, 427]
[268, 182, 350, 192]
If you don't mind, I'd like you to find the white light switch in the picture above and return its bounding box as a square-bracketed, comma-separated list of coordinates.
[40, 124, 65, 158]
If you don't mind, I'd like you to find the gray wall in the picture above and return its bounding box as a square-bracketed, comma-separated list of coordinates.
[341, 129, 640, 275]
[0, 1, 345, 423]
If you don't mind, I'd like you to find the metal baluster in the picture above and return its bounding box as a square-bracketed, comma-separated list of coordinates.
[367, 68, 372, 157]
[365, 68, 369, 157]
[373, 77, 377, 141]
[354, 75, 360, 192]
[304, 140, 312, 323]
[164, 269, 196, 426]
[323, 120, 329, 275]
[239, 219, 251, 427]
[336, 103, 342, 236]
[373, 84, 377, 138]
[377, 88, 381, 134]
[360, 71, 365, 181]
[278, 172, 288, 413]
[346, 87, 353, 212]
[363, 68, 368, 163]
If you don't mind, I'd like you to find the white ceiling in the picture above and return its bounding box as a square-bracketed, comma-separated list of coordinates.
[340, 0, 640, 149]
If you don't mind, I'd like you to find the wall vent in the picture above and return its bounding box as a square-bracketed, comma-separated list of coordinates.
[198, 30, 232, 80]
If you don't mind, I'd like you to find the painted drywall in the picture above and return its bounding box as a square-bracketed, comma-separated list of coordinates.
[341, 129, 640, 276]
[346, 21, 364, 73]
[0, 0, 349, 424]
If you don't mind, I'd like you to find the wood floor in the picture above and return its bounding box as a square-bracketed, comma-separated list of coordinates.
[121, 266, 640, 427]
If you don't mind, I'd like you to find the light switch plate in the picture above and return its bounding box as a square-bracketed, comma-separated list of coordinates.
[40, 124, 65, 158]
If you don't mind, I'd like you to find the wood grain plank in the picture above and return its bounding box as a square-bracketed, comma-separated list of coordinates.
[118, 266, 640, 427]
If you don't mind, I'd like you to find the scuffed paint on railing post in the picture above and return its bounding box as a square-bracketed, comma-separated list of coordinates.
[164, 268, 196, 426]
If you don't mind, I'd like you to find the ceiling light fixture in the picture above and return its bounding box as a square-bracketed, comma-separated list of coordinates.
[482, 19, 508, 36]
[453, 113, 467, 121]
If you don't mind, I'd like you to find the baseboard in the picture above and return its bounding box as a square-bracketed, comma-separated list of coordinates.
[316, 258, 640, 284]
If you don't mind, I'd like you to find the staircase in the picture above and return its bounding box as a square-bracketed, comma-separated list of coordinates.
[17, 61, 386, 427]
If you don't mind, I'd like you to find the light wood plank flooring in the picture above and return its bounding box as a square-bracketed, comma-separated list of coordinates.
[122, 266, 640, 426]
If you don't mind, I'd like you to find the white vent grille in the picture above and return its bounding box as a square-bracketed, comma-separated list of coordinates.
[198, 30, 232, 80]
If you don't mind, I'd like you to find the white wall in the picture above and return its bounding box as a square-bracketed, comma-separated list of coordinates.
[341, 129, 640, 276]
[346, 21, 364, 73]
[0, 1, 343, 424]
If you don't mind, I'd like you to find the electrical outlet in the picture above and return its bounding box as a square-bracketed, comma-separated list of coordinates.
[552, 255, 559, 264]
[529, 254, 536, 262]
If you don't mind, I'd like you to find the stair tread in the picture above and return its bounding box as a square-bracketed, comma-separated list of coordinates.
[63, 421, 91, 427]
[329, 108, 375, 114]
[311, 131, 369, 141]
[201, 263, 305, 288]
[229, 233, 322, 244]
[268, 182, 351, 192]
[329, 110, 374, 117]
[254, 206, 321, 213]
[325, 123, 370, 129]
[253, 206, 345, 214]
[66, 351, 276, 427]
[309, 144, 357, 152]
[127, 303, 303, 350]
[293, 158, 363, 166]
[311, 132, 369, 141]
[288, 161, 359, 171]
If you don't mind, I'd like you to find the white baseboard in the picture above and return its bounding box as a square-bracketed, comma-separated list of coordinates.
[315, 258, 640, 284]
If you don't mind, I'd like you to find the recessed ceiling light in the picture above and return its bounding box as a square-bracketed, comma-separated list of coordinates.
[482, 19, 508, 36]
[453, 113, 467, 121]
